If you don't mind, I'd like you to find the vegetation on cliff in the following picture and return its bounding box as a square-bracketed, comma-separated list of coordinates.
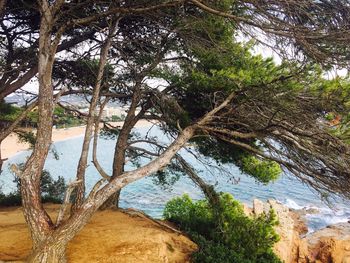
[164, 193, 281, 262]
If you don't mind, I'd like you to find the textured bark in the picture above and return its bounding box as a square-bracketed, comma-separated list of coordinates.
[73, 20, 118, 209]
[20, 0, 66, 250]
[100, 191, 120, 209]
[20, 3, 55, 246]
[27, 239, 67, 263]
[92, 99, 110, 181]
[100, 87, 141, 210]
[0, 0, 5, 17]
[27, 126, 195, 263]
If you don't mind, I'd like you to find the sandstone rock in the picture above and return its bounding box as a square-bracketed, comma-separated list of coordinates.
[253, 199, 265, 215]
[267, 199, 304, 263]
[247, 199, 306, 263]
[246, 200, 350, 263]
[242, 203, 253, 216]
[297, 223, 350, 263]
[343, 256, 350, 263]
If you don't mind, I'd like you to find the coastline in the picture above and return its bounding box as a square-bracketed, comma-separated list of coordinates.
[1, 119, 154, 160]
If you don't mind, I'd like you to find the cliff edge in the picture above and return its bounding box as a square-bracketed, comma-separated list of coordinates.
[250, 199, 350, 263]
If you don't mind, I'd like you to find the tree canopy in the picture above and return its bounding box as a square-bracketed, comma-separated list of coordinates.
[0, 1, 350, 262]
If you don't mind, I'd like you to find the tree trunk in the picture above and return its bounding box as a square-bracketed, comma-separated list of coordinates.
[19, 0, 69, 251]
[99, 86, 142, 210]
[24, 125, 195, 262]
[27, 239, 67, 263]
[0, 141, 3, 172]
[100, 190, 120, 210]
[73, 20, 118, 210]
[176, 155, 220, 207]
[20, 1, 57, 245]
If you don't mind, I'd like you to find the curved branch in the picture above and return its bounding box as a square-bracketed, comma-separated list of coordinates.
[92, 98, 111, 181]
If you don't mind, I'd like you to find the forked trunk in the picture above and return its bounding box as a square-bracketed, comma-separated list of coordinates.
[26, 126, 196, 261]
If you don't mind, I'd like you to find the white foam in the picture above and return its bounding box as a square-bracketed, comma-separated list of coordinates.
[283, 198, 350, 231]
[284, 199, 304, 210]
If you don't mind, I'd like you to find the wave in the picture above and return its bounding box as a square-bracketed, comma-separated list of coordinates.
[283, 198, 350, 232]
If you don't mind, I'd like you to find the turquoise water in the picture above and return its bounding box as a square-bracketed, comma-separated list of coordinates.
[1, 126, 349, 232]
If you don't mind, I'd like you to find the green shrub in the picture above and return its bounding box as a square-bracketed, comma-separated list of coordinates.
[164, 193, 281, 263]
[0, 170, 66, 206]
[0, 191, 22, 206]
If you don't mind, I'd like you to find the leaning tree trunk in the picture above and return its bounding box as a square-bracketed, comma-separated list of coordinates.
[100, 87, 141, 210]
[73, 20, 118, 210]
[176, 155, 220, 207]
[26, 126, 196, 262]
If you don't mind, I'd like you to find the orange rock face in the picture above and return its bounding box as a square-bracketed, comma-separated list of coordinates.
[0, 205, 197, 263]
[248, 199, 350, 263]
[297, 223, 350, 263]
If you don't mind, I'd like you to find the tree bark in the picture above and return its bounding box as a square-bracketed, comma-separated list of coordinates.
[20, 0, 66, 249]
[27, 239, 68, 263]
[73, 20, 118, 209]
[0, 0, 6, 17]
[26, 126, 195, 262]
[20, 2, 56, 245]
[176, 155, 220, 206]
[100, 85, 141, 210]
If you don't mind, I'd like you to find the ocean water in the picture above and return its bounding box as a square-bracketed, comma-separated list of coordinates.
[1, 126, 349, 232]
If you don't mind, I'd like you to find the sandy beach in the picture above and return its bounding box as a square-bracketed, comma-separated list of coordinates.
[1, 119, 154, 160]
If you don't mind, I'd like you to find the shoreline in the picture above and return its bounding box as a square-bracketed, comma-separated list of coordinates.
[1, 119, 155, 160]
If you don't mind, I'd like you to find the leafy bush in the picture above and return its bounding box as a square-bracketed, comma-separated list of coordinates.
[164, 193, 281, 263]
[0, 191, 22, 206]
[0, 170, 66, 206]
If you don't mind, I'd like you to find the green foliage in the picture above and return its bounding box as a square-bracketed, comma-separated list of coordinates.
[0, 169, 66, 206]
[53, 106, 84, 128]
[99, 126, 120, 139]
[0, 100, 21, 122]
[193, 137, 281, 184]
[111, 115, 123, 122]
[0, 191, 22, 206]
[155, 13, 350, 198]
[241, 156, 281, 184]
[39, 171, 66, 201]
[164, 193, 281, 263]
[0, 101, 83, 129]
[164, 194, 214, 236]
[191, 235, 281, 263]
[151, 161, 186, 190]
[15, 131, 36, 148]
[54, 59, 114, 88]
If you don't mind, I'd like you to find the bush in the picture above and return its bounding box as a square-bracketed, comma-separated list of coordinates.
[0, 191, 22, 206]
[164, 193, 281, 263]
[0, 170, 66, 206]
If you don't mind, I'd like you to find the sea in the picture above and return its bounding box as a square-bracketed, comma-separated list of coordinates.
[1, 125, 349, 233]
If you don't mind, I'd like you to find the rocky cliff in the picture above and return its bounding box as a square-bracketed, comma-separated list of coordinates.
[249, 199, 350, 263]
[298, 223, 350, 263]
